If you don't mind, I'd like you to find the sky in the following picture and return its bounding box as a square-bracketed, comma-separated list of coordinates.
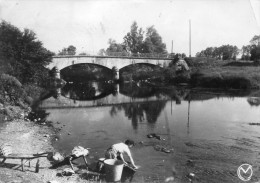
[0, 0, 260, 56]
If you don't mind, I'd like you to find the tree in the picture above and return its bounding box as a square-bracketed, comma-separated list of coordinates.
[196, 45, 239, 60]
[58, 48, 67, 55]
[97, 49, 106, 56]
[220, 45, 238, 60]
[143, 26, 167, 54]
[58, 45, 76, 55]
[67, 45, 76, 55]
[250, 35, 260, 46]
[203, 47, 215, 58]
[0, 21, 54, 83]
[123, 21, 144, 54]
[79, 52, 89, 56]
[250, 45, 260, 62]
[249, 35, 260, 62]
[241, 45, 251, 60]
[106, 39, 127, 56]
[122, 22, 167, 56]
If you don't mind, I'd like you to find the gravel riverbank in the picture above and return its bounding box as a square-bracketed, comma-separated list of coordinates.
[0, 120, 88, 183]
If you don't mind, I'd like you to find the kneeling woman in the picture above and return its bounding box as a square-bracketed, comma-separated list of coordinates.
[105, 140, 139, 169]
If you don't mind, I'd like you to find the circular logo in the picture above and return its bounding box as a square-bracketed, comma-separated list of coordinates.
[237, 164, 253, 181]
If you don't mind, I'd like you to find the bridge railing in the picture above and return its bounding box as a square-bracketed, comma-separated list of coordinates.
[101, 52, 174, 58]
[53, 52, 176, 59]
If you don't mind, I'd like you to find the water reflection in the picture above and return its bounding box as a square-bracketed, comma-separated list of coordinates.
[119, 82, 163, 98]
[110, 101, 167, 129]
[62, 82, 117, 101]
[39, 80, 260, 132]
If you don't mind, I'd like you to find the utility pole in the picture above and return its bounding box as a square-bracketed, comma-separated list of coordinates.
[189, 19, 191, 58]
[171, 40, 173, 53]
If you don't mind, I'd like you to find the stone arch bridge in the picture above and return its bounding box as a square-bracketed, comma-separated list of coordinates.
[47, 55, 172, 79]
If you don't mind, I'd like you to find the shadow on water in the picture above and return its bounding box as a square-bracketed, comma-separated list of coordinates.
[61, 81, 118, 101]
[119, 82, 163, 98]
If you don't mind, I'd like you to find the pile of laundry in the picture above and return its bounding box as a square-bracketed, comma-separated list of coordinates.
[147, 133, 165, 140]
[146, 133, 174, 153]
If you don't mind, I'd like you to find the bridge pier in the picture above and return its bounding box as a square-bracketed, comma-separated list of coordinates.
[115, 70, 119, 80]
[55, 69, 60, 79]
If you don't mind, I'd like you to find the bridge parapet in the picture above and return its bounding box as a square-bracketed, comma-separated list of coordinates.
[47, 55, 172, 79]
[49, 55, 172, 70]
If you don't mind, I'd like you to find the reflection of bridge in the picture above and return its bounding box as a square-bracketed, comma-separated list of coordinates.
[39, 93, 170, 109]
[47, 55, 172, 79]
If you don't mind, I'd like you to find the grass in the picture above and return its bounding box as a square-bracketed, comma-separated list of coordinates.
[189, 58, 260, 89]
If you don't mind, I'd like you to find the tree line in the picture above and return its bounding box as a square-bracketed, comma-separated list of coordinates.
[0, 21, 54, 84]
[57, 21, 170, 57]
[102, 21, 168, 56]
[196, 35, 260, 62]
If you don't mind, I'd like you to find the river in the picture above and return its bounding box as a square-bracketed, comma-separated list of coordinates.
[38, 81, 260, 182]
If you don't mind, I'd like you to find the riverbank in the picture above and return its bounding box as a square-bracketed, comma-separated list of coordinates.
[119, 58, 260, 90]
[0, 118, 92, 183]
[189, 59, 260, 89]
[0, 83, 89, 183]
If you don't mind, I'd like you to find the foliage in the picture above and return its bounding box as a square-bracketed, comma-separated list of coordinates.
[78, 52, 89, 56]
[0, 20, 54, 84]
[196, 45, 239, 60]
[107, 21, 167, 56]
[106, 39, 128, 56]
[196, 35, 260, 63]
[241, 45, 251, 60]
[97, 49, 106, 56]
[0, 74, 27, 106]
[250, 35, 260, 45]
[142, 26, 167, 54]
[23, 83, 46, 101]
[123, 21, 144, 54]
[249, 35, 260, 63]
[189, 57, 260, 89]
[58, 45, 76, 55]
[250, 45, 260, 62]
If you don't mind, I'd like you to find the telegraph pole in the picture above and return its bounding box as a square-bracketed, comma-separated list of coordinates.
[171, 40, 173, 53]
[189, 19, 191, 58]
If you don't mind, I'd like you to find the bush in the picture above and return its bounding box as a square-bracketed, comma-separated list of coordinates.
[0, 74, 46, 107]
[0, 74, 26, 105]
[23, 84, 46, 101]
[190, 71, 254, 89]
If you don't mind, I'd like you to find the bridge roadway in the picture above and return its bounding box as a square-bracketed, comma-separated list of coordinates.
[47, 55, 172, 78]
[39, 92, 170, 109]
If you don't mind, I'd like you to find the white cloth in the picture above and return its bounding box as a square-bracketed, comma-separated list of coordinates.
[71, 146, 89, 157]
[0, 143, 12, 156]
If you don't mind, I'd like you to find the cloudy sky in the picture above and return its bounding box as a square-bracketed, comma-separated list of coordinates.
[0, 0, 259, 55]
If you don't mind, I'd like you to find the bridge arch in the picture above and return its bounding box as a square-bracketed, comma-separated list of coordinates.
[60, 63, 114, 81]
[119, 63, 163, 81]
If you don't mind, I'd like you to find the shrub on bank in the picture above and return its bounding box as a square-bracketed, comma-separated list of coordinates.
[0, 74, 27, 106]
[23, 84, 46, 102]
[190, 70, 260, 89]
[0, 74, 48, 107]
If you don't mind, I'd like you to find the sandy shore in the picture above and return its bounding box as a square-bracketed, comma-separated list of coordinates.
[0, 120, 88, 183]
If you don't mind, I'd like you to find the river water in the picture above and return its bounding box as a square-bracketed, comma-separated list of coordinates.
[39, 82, 260, 182]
